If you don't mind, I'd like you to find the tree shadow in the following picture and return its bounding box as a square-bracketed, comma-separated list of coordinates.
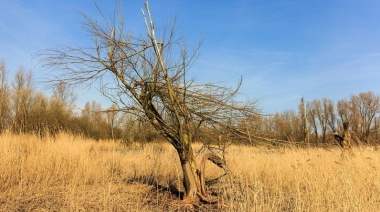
[124, 176, 184, 200]
[124, 175, 225, 211]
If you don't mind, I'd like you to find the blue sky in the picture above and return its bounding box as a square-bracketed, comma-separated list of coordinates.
[1, 0, 380, 113]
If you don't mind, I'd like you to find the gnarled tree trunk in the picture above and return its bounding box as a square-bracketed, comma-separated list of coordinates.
[175, 140, 226, 204]
[181, 157, 199, 201]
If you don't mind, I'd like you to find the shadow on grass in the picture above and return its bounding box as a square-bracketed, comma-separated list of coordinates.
[124, 174, 225, 211]
[124, 175, 184, 200]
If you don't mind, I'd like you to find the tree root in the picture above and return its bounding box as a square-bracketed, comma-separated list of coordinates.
[197, 191, 218, 203]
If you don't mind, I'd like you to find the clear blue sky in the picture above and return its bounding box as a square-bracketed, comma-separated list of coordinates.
[1, 0, 380, 113]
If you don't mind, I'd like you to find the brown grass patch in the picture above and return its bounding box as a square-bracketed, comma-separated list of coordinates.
[1, 133, 379, 211]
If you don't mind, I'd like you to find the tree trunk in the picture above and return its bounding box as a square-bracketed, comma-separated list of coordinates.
[181, 159, 199, 202]
[176, 140, 200, 203]
[176, 144, 222, 204]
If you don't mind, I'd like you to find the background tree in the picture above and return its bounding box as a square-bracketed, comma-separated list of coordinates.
[12, 67, 34, 133]
[47, 94, 73, 137]
[272, 111, 294, 141]
[238, 113, 271, 145]
[106, 104, 119, 140]
[39, 2, 256, 203]
[52, 80, 77, 109]
[374, 116, 380, 141]
[315, 98, 333, 144]
[77, 100, 112, 140]
[350, 92, 380, 143]
[337, 99, 351, 124]
[307, 101, 319, 144]
[0, 61, 11, 132]
[28, 92, 49, 136]
[326, 99, 337, 133]
[299, 96, 308, 143]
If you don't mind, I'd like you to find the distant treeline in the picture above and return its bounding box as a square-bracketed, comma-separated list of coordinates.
[241, 92, 380, 146]
[0, 61, 159, 142]
[1, 61, 379, 145]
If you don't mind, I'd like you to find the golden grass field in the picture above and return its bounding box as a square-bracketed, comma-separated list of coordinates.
[1, 133, 379, 211]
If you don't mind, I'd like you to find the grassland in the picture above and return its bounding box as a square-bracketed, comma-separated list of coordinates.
[1, 133, 379, 211]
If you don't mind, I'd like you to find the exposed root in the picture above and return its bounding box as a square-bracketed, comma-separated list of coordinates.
[197, 192, 218, 203]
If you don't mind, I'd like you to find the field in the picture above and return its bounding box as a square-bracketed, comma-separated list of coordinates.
[1, 133, 380, 211]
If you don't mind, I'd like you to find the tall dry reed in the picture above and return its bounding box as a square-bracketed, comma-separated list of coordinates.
[0, 133, 379, 211]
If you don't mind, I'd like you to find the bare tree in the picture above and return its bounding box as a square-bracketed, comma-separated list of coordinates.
[307, 99, 334, 144]
[29, 92, 49, 137]
[326, 99, 337, 133]
[39, 1, 256, 204]
[317, 99, 331, 143]
[337, 99, 350, 123]
[272, 111, 295, 141]
[52, 80, 77, 109]
[307, 101, 319, 144]
[106, 104, 119, 140]
[337, 92, 380, 144]
[298, 96, 308, 143]
[0, 60, 11, 132]
[350, 92, 380, 143]
[12, 67, 34, 133]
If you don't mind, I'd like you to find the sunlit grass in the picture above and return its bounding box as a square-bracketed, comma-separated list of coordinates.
[1, 133, 379, 211]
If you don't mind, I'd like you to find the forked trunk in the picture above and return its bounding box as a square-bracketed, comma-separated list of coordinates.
[181, 159, 200, 202]
[176, 141, 200, 203]
[177, 145, 221, 205]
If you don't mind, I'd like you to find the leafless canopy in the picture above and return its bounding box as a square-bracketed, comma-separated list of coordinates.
[39, 2, 256, 147]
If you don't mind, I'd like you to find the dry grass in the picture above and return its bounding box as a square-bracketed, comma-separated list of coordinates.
[0, 133, 379, 211]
